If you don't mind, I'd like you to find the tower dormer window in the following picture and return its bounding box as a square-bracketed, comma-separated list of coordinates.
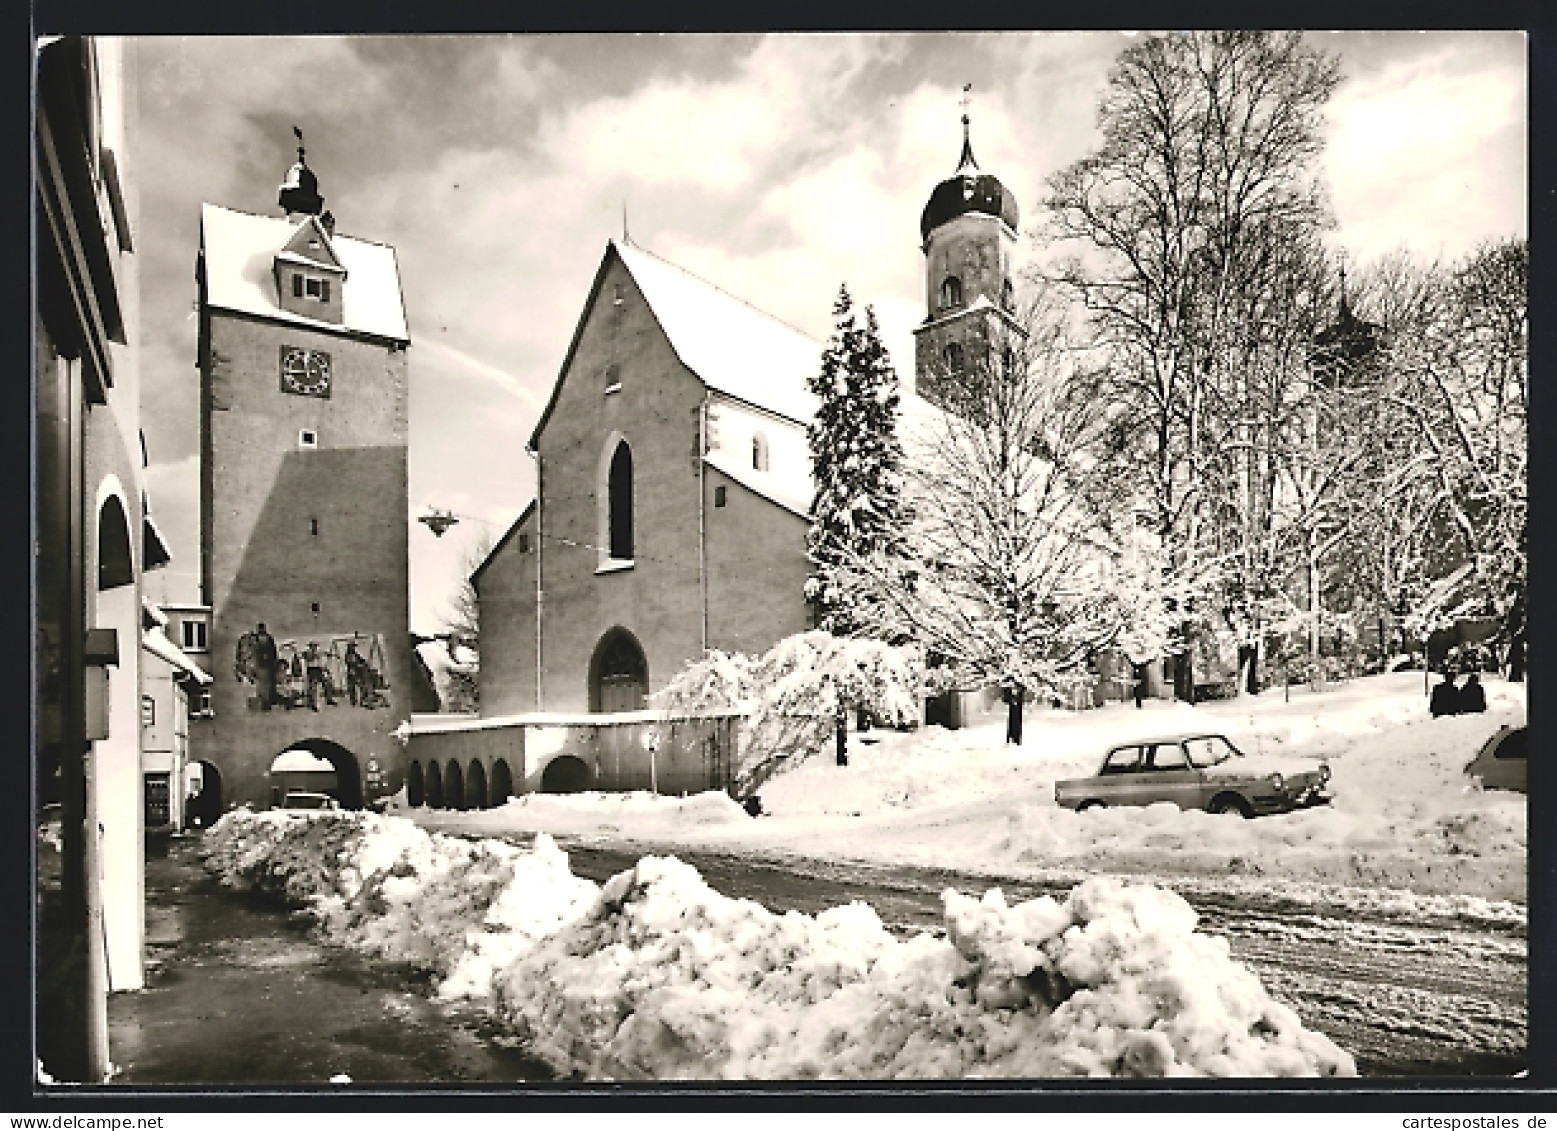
[1002, 278, 1015, 311]
[752, 432, 770, 472]
[292, 275, 331, 302]
[940, 275, 963, 310]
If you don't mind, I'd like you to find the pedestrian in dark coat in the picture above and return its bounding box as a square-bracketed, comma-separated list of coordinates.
[1459, 672, 1487, 714]
[1429, 673, 1460, 718]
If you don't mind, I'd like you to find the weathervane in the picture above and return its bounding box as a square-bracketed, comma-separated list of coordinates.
[417, 508, 460, 538]
[960, 82, 973, 123]
[293, 124, 306, 163]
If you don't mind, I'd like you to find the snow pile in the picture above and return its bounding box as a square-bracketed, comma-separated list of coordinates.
[201, 809, 1355, 1079]
[495, 856, 1354, 1079]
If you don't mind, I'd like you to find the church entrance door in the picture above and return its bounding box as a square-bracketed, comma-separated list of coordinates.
[590, 628, 647, 713]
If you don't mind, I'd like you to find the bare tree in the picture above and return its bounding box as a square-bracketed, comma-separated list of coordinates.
[434, 530, 492, 713]
[1382, 239, 1528, 673]
[835, 293, 1121, 744]
[1042, 30, 1342, 695]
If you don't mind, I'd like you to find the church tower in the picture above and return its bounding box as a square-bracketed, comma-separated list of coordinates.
[912, 106, 1022, 414]
[190, 133, 436, 817]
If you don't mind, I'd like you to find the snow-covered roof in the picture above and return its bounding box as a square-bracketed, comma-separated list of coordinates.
[142, 627, 212, 684]
[199, 203, 409, 343]
[614, 241, 822, 425]
[704, 448, 813, 519]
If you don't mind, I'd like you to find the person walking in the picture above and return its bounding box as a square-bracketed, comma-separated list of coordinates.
[1459, 672, 1488, 714]
[1430, 672, 1461, 718]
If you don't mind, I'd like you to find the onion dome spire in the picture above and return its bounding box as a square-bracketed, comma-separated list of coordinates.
[278, 126, 325, 217]
[919, 87, 1019, 242]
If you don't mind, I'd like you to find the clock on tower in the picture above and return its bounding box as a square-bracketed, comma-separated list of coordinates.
[279, 345, 332, 397]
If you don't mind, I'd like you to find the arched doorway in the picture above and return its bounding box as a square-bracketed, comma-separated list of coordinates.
[267, 748, 337, 807]
[276, 738, 363, 809]
[406, 761, 425, 808]
[445, 760, 465, 811]
[467, 760, 488, 810]
[541, 755, 591, 794]
[186, 760, 223, 829]
[589, 627, 648, 713]
[490, 759, 514, 806]
[426, 762, 444, 809]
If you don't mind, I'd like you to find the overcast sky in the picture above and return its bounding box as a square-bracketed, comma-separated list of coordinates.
[127, 31, 1527, 635]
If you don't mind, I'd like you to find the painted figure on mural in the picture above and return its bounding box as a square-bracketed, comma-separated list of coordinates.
[251, 623, 278, 710]
[344, 641, 368, 707]
[304, 640, 337, 711]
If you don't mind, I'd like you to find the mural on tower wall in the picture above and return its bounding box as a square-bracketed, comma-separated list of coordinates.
[233, 625, 390, 712]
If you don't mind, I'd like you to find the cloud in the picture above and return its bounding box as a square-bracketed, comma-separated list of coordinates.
[1324, 36, 1526, 264]
[415, 338, 539, 409]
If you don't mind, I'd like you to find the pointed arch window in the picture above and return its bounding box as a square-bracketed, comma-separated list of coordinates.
[940, 275, 963, 310]
[752, 432, 770, 472]
[607, 441, 634, 562]
[1001, 278, 1015, 311]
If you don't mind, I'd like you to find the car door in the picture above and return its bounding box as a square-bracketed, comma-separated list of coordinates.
[1097, 744, 1147, 804]
[1145, 741, 1204, 810]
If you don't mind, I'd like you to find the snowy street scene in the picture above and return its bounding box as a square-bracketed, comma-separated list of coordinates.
[34, 27, 1529, 1097]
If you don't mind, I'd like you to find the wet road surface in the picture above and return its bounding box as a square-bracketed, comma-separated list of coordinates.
[107, 837, 551, 1085]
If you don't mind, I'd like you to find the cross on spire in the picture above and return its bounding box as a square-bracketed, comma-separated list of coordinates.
[955, 83, 979, 174]
[293, 125, 306, 163]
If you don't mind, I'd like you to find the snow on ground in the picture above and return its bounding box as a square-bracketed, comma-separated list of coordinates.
[412, 673, 1527, 909]
[202, 810, 1356, 1079]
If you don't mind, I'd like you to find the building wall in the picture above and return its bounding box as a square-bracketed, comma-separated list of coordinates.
[533, 254, 708, 712]
[921, 211, 1014, 316]
[704, 467, 812, 656]
[913, 212, 1017, 409]
[194, 304, 435, 810]
[474, 509, 537, 716]
[706, 397, 809, 490]
[403, 715, 739, 802]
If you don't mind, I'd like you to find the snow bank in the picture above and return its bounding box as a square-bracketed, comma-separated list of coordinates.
[201, 809, 1355, 1080]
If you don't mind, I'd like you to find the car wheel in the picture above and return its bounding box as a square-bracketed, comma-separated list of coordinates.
[1209, 794, 1252, 818]
[1076, 800, 1105, 813]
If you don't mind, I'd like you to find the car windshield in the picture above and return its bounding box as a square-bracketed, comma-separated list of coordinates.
[1183, 736, 1241, 769]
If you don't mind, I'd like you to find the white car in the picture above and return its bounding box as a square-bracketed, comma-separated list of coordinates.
[1055, 733, 1332, 818]
[279, 790, 340, 812]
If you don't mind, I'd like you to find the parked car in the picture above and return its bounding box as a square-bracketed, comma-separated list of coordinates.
[279, 790, 340, 812]
[1464, 725, 1526, 793]
[1054, 733, 1332, 818]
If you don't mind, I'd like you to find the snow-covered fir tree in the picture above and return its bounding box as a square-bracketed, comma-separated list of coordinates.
[805, 285, 909, 634]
